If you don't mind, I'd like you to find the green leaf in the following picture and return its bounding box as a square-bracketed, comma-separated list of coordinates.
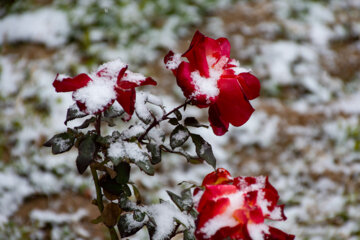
[96, 135, 112, 147]
[75, 117, 96, 130]
[133, 210, 146, 222]
[190, 134, 216, 169]
[167, 191, 186, 211]
[184, 117, 208, 128]
[146, 143, 162, 164]
[118, 213, 145, 238]
[104, 105, 124, 118]
[183, 229, 196, 240]
[44, 132, 75, 154]
[181, 188, 193, 206]
[76, 134, 96, 174]
[173, 109, 182, 120]
[100, 175, 131, 196]
[186, 157, 204, 165]
[170, 125, 190, 149]
[65, 104, 87, 125]
[168, 118, 179, 126]
[115, 162, 131, 184]
[135, 159, 154, 176]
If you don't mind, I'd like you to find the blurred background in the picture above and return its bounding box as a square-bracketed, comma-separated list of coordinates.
[1, 0, 360, 239]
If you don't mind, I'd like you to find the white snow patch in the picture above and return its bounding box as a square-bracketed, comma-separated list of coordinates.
[144, 202, 194, 240]
[200, 191, 244, 238]
[247, 223, 269, 240]
[108, 140, 150, 164]
[30, 209, 88, 226]
[190, 56, 228, 102]
[165, 53, 182, 70]
[0, 8, 70, 47]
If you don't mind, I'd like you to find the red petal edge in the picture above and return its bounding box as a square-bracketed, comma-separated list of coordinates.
[53, 73, 92, 92]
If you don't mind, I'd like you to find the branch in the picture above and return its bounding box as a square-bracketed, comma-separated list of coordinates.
[138, 99, 191, 143]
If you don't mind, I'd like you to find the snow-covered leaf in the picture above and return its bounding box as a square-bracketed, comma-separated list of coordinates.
[65, 104, 87, 125]
[135, 159, 154, 176]
[183, 229, 196, 240]
[118, 213, 146, 238]
[74, 117, 96, 130]
[147, 142, 162, 164]
[44, 132, 75, 154]
[104, 105, 124, 118]
[170, 125, 190, 149]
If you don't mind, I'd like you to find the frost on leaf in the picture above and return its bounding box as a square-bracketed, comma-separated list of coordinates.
[44, 132, 75, 154]
[170, 125, 190, 149]
[108, 140, 154, 175]
[65, 104, 87, 125]
[135, 91, 152, 124]
[144, 201, 195, 240]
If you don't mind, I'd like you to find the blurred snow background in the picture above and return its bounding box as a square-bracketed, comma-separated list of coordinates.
[1, 0, 360, 239]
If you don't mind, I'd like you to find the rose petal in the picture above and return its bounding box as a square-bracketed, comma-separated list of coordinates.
[216, 37, 231, 59]
[176, 61, 196, 99]
[195, 197, 230, 238]
[53, 73, 92, 92]
[217, 77, 255, 126]
[266, 226, 295, 240]
[116, 65, 128, 84]
[238, 72, 261, 100]
[197, 184, 237, 213]
[116, 88, 136, 117]
[219, 225, 251, 240]
[202, 168, 233, 186]
[208, 104, 230, 136]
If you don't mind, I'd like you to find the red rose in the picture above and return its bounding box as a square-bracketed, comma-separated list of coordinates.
[53, 59, 156, 117]
[164, 31, 260, 136]
[194, 168, 295, 240]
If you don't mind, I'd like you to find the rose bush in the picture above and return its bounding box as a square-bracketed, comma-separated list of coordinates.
[53, 59, 156, 116]
[45, 31, 294, 240]
[164, 31, 260, 136]
[194, 168, 295, 240]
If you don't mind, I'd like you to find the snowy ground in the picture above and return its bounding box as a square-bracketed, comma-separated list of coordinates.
[1, 0, 360, 239]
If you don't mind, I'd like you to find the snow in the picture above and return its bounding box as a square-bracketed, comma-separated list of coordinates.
[30, 209, 88, 226]
[122, 71, 149, 85]
[190, 58, 225, 101]
[71, 59, 128, 114]
[247, 224, 269, 240]
[73, 78, 116, 113]
[143, 202, 194, 240]
[0, 8, 70, 47]
[165, 53, 182, 70]
[200, 191, 244, 238]
[135, 92, 152, 123]
[108, 140, 150, 165]
[228, 59, 250, 75]
[172, 129, 188, 142]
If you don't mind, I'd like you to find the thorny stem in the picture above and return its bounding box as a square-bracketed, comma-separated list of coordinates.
[91, 113, 119, 240]
[138, 100, 191, 143]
